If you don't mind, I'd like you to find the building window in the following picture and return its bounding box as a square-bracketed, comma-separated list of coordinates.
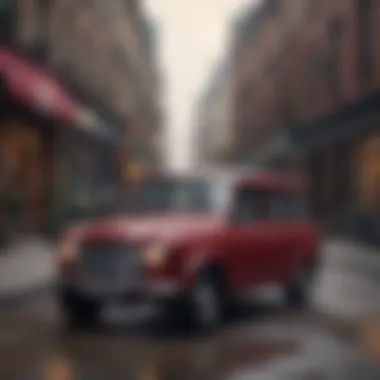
[357, 0, 372, 81]
[328, 18, 343, 97]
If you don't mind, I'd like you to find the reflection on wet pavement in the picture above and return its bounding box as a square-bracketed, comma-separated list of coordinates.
[32, 334, 296, 380]
[0, 295, 379, 380]
[227, 322, 380, 380]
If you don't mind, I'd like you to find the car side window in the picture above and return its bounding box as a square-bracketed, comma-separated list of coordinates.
[270, 192, 310, 220]
[232, 187, 269, 223]
[270, 193, 289, 220]
[293, 196, 310, 219]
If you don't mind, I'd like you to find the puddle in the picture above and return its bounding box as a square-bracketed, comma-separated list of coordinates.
[192, 336, 298, 380]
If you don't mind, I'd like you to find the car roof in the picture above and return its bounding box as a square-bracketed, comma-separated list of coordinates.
[145, 167, 305, 192]
[204, 167, 304, 192]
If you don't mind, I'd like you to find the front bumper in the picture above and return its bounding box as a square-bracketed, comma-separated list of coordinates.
[58, 278, 182, 303]
[146, 280, 181, 298]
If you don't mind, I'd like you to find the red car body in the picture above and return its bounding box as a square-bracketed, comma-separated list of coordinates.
[58, 169, 320, 329]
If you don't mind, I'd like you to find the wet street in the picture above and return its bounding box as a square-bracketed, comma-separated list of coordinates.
[1, 239, 380, 379]
[0, 290, 379, 380]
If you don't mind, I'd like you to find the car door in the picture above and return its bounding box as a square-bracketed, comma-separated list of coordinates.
[225, 185, 272, 291]
[266, 191, 296, 282]
[267, 191, 312, 283]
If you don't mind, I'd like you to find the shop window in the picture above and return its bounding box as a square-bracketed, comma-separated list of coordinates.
[357, 135, 380, 210]
[357, 0, 372, 81]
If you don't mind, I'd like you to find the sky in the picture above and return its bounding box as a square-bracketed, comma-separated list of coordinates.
[143, 0, 255, 170]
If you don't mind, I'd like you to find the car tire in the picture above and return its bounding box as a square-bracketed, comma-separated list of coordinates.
[187, 272, 224, 332]
[285, 263, 316, 310]
[59, 288, 101, 331]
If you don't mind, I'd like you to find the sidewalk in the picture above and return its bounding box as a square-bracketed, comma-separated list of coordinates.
[314, 238, 380, 363]
[0, 236, 56, 307]
[312, 238, 380, 318]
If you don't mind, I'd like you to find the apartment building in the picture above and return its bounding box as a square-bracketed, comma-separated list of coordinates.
[0, 0, 161, 232]
[230, 0, 380, 226]
[195, 60, 233, 167]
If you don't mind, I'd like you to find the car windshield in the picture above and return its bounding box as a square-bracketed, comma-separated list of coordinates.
[120, 177, 226, 214]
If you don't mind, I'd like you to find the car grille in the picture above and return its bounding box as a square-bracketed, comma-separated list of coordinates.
[78, 241, 142, 284]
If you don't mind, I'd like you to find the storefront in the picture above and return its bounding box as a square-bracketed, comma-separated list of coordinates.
[356, 133, 380, 212]
[0, 46, 123, 234]
[0, 47, 77, 232]
[279, 91, 380, 231]
[57, 127, 121, 207]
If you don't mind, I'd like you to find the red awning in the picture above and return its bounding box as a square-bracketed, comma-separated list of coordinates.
[0, 46, 77, 123]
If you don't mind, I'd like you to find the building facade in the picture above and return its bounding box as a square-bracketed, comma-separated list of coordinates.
[0, 0, 161, 233]
[230, 0, 380, 228]
[195, 61, 233, 167]
[47, 0, 162, 171]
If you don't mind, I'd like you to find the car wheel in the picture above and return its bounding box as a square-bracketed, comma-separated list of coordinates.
[285, 263, 316, 309]
[188, 272, 224, 332]
[59, 289, 101, 331]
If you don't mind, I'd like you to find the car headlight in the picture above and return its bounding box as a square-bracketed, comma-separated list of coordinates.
[143, 242, 169, 268]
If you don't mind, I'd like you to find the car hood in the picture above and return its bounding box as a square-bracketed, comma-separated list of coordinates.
[67, 214, 225, 244]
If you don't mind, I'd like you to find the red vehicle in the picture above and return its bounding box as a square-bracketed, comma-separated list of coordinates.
[57, 169, 320, 331]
